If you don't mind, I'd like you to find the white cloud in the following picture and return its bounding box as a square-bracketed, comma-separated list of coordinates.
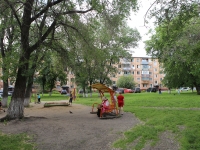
[127, 0, 154, 57]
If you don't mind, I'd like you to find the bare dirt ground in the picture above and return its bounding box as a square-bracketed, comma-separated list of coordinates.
[0, 101, 179, 150]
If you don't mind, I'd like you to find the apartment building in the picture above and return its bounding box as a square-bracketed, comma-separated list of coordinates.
[60, 57, 167, 91]
[2, 57, 166, 91]
[110, 57, 167, 90]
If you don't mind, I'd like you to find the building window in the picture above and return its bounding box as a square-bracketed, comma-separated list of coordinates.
[118, 65, 121, 68]
[137, 71, 140, 75]
[137, 78, 140, 81]
[137, 58, 140, 62]
[137, 65, 140, 68]
[124, 71, 128, 74]
[113, 81, 116, 84]
[143, 84, 148, 87]
[113, 75, 115, 78]
[138, 84, 140, 87]
[160, 78, 162, 81]
[118, 72, 121, 74]
[154, 61, 157, 66]
[131, 58, 134, 62]
[149, 78, 152, 80]
[150, 84, 152, 87]
[155, 81, 157, 84]
[154, 68, 157, 72]
[155, 74, 157, 78]
[132, 71, 134, 74]
[149, 72, 152, 74]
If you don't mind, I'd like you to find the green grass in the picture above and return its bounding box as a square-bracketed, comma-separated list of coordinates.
[0, 132, 35, 150]
[115, 91, 200, 150]
[73, 91, 200, 150]
[1, 90, 200, 150]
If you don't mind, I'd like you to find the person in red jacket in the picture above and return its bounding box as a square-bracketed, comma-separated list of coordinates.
[117, 92, 124, 115]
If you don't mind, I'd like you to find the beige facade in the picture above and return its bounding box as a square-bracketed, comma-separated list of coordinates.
[110, 57, 167, 90]
[64, 57, 167, 91]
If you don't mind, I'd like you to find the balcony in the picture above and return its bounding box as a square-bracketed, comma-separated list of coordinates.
[121, 61, 130, 64]
[122, 67, 131, 70]
[141, 75, 150, 82]
[141, 61, 149, 65]
[141, 80, 149, 83]
[141, 74, 150, 82]
[120, 58, 131, 64]
[141, 71, 149, 75]
[142, 74, 150, 77]
[142, 69, 149, 71]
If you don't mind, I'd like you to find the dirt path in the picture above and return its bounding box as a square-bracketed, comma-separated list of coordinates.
[0, 101, 140, 150]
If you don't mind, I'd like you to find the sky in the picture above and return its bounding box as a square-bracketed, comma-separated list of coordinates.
[127, 0, 154, 57]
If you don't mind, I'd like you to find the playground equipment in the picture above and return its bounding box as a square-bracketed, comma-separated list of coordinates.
[91, 83, 119, 119]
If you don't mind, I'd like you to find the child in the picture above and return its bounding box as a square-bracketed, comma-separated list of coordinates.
[117, 92, 124, 115]
[69, 91, 73, 106]
[101, 97, 109, 114]
[37, 94, 41, 103]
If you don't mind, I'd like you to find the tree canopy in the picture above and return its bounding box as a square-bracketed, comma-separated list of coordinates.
[145, 1, 200, 94]
[0, 0, 140, 120]
[116, 75, 136, 89]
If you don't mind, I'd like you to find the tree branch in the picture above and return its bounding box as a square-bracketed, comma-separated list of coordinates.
[4, 0, 22, 29]
[30, 0, 65, 22]
[144, 0, 159, 27]
[29, 20, 57, 53]
[61, 8, 93, 15]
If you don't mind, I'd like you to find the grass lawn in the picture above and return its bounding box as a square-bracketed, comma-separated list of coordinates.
[74, 90, 200, 150]
[1, 90, 200, 150]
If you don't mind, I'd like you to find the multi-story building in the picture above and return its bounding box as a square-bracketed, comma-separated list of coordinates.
[59, 57, 167, 91]
[110, 57, 167, 90]
[0, 57, 166, 92]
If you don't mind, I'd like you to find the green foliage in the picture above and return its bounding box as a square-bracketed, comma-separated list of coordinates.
[2, 0, 141, 119]
[116, 75, 136, 89]
[145, 6, 200, 94]
[64, 16, 141, 90]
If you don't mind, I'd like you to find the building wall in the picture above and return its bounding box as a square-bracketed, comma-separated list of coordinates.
[110, 57, 167, 90]
[66, 57, 167, 91]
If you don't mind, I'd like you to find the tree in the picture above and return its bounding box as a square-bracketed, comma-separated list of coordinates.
[0, 2, 20, 107]
[116, 75, 136, 89]
[1, 0, 139, 120]
[65, 18, 141, 93]
[145, 12, 200, 94]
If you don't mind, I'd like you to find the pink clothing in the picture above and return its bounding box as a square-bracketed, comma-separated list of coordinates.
[101, 100, 109, 113]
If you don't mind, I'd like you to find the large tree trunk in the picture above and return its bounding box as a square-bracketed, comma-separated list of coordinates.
[1, 80, 8, 108]
[4, 0, 34, 120]
[24, 77, 33, 107]
[196, 86, 200, 95]
[6, 63, 28, 120]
